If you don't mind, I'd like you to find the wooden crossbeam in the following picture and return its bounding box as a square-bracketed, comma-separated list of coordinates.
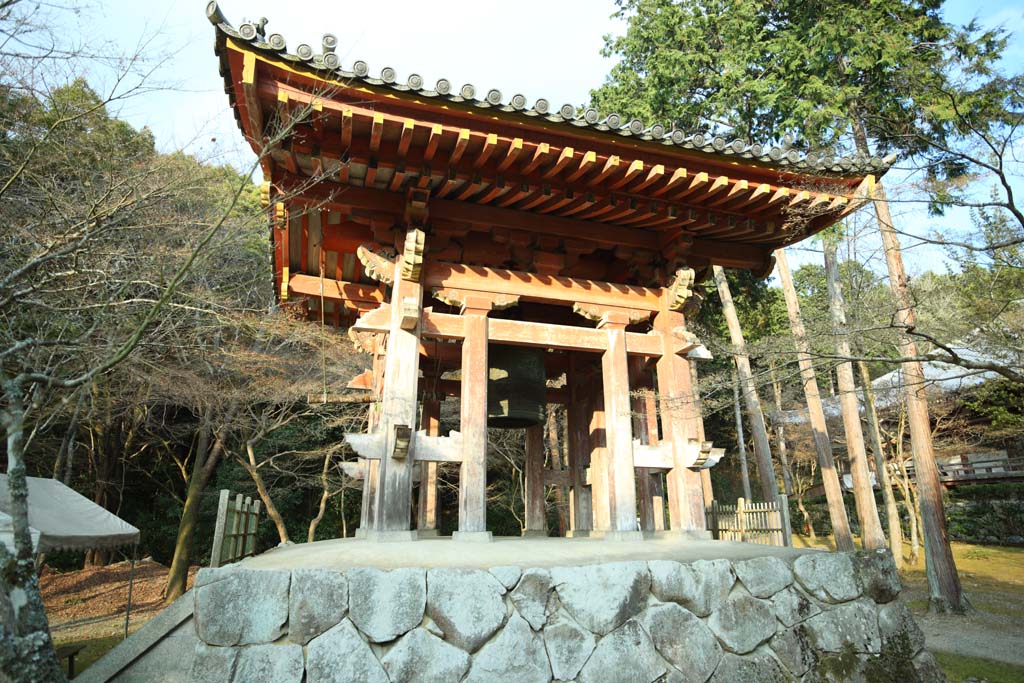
[288, 274, 384, 307]
[352, 307, 665, 355]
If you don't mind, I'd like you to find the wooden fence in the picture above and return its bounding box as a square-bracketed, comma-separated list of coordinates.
[707, 496, 792, 547]
[210, 490, 261, 568]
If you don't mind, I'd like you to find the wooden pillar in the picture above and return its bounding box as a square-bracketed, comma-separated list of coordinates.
[598, 311, 641, 539]
[690, 363, 715, 511]
[370, 253, 423, 538]
[630, 357, 655, 533]
[359, 336, 386, 536]
[654, 299, 702, 534]
[643, 390, 667, 531]
[455, 297, 493, 541]
[524, 425, 547, 536]
[566, 354, 594, 536]
[416, 398, 440, 536]
[588, 376, 611, 532]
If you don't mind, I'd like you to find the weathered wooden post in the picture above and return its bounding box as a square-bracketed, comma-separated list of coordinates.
[524, 425, 547, 536]
[455, 295, 493, 542]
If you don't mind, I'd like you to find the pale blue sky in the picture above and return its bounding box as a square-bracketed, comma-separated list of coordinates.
[57, 0, 1024, 277]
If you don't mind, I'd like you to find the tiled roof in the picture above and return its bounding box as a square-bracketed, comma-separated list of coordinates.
[207, 2, 889, 178]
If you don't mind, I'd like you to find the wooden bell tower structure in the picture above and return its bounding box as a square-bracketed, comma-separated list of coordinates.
[209, 4, 882, 541]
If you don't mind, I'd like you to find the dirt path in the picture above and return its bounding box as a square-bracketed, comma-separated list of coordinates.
[900, 557, 1024, 668]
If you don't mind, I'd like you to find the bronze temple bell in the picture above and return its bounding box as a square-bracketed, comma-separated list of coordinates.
[486, 345, 547, 428]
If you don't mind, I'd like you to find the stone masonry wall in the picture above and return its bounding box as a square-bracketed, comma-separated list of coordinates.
[183, 549, 945, 683]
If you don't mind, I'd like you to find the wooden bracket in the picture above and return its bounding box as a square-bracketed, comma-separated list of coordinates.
[665, 267, 696, 311]
[344, 429, 464, 464]
[671, 327, 701, 355]
[433, 288, 519, 311]
[574, 303, 651, 326]
[632, 442, 673, 470]
[347, 328, 381, 354]
[356, 242, 397, 284]
[400, 227, 426, 281]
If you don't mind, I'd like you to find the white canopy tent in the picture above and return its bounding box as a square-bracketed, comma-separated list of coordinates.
[0, 474, 141, 638]
[0, 475, 139, 554]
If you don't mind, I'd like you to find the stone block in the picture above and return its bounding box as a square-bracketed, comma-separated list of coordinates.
[773, 586, 822, 627]
[464, 613, 551, 683]
[877, 602, 925, 655]
[707, 594, 778, 654]
[543, 610, 597, 682]
[348, 567, 425, 643]
[708, 650, 790, 683]
[771, 625, 816, 677]
[233, 643, 304, 683]
[511, 568, 554, 630]
[380, 628, 471, 683]
[637, 602, 721, 682]
[489, 565, 522, 591]
[288, 569, 348, 645]
[733, 556, 794, 598]
[578, 619, 667, 683]
[552, 561, 650, 635]
[852, 550, 902, 604]
[306, 619, 389, 683]
[912, 651, 948, 683]
[794, 553, 863, 603]
[188, 643, 237, 683]
[426, 568, 507, 652]
[194, 569, 289, 646]
[648, 559, 733, 617]
[805, 599, 881, 654]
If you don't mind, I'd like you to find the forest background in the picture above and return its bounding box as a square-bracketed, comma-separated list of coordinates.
[1, 0, 1023, 678]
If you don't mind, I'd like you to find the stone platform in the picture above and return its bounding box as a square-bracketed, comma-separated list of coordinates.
[79, 537, 946, 683]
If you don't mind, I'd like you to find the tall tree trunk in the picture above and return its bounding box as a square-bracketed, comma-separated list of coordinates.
[858, 360, 904, 567]
[1, 387, 67, 682]
[713, 265, 777, 501]
[165, 422, 225, 603]
[308, 449, 333, 542]
[873, 182, 964, 612]
[241, 442, 289, 544]
[769, 360, 794, 496]
[823, 240, 886, 549]
[774, 248, 855, 552]
[731, 368, 753, 500]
